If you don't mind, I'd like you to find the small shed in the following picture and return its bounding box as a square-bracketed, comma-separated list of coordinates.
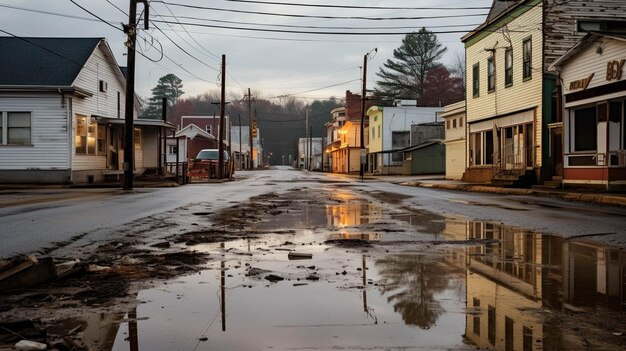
[401, 140, 445, 175]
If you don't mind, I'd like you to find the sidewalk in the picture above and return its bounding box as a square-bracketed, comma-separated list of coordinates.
[396, 177, 626, 207]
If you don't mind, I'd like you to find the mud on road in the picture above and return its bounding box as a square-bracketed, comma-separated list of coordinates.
[1, 184, 625, 350]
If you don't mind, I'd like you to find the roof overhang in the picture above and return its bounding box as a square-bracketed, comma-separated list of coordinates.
[550, 32, 626, 70]
[93, 116, 177, 129]
[0, 85, 93, 97]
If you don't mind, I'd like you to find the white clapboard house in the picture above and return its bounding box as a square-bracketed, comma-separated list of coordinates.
[0, 37, 174, 184]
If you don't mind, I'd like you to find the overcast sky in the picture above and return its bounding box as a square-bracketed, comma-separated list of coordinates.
[0, 0, 493, 101]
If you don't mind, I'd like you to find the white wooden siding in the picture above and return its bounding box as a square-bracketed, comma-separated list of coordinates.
[466, 4, 544, 165]
[71, 42, 127, 171]
[561, 37, 626, 96]
[72, 41, 126, 120]
[0, 94, 69, 170]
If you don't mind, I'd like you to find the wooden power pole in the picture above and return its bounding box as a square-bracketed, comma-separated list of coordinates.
[218, 54, 226, 179]
[123, 0, 148, 190]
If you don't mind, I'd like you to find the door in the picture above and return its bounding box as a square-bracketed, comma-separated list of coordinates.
[551, 127, 563, 177]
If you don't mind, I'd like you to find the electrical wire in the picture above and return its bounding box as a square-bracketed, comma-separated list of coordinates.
[69, 0, 123, 32]
[219, 0, 491, 11]
[274, 79, 360, 98]
[152, 15, 481, 31]
[158, 1, 221, 61]
[152, 19, 483, 36]
[153, 1, 487, 21]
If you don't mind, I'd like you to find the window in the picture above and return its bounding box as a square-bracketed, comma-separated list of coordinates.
[453, 119, 457, 128]
[473, 298, 481, 336]
[459, 117, 463, 127]
[446, 120, 450, 129]
[392, 131, 410, 149]
[97, 124, 106, 154]
[488, 306, 496, 345]
[523, 326, 533, 351]
[473, 63, 480, 97]
[75, 115, 88, 154]
[573, 106, 597, 152]
[505, 316, 514, 351]
[377, 125, 381, 138]
[169, 145, 177, 154]
[205, 125, 213, 135]
[505, 47, 513, 86]
[1, 112, 32, 145]
[523, 37, 532, 80]
[371, 126, 375, 140]
[75, 115, 106, 155]
[134, 128, 142, 150]
[487, 57, 495, 92]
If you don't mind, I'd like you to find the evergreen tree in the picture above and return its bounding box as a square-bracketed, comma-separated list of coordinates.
[142, 74, 184, 119]
[375, 28, 447, 100]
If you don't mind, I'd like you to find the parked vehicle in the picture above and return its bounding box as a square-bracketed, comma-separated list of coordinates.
[189, 149, 231, 179]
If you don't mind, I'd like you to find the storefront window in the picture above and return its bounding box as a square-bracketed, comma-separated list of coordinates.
[573, 106, 597, 152]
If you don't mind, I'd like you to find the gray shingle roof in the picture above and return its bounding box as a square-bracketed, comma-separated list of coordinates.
[0, 37, 102, 86]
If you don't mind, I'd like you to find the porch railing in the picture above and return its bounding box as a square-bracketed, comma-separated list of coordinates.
[492, 145, 529, 176]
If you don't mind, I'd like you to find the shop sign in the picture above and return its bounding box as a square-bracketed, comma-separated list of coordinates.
[606, 59, 625, 81]
[569, 73, 594, 91]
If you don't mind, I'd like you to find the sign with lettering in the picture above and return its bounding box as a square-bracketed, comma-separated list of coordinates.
[569, 73, 594, 91]
[606, 59, 625, 81]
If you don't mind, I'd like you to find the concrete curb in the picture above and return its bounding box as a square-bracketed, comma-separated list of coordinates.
[402, 181, 626, 207]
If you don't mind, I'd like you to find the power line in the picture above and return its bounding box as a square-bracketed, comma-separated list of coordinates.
[158, 1, 221, 61]
[148, 15, 220, 72]
[219, 0, 491, 11]
[69, 0, 123, 32]
[274, 79, 360, 98]
[154, 1, 487, 21]
[153, 19, 482, 36]
[152, 15, 481, 31]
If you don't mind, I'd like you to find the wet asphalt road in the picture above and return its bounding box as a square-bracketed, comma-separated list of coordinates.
[1, 166, 625, 258]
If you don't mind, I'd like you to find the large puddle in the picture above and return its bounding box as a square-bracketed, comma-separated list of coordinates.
[92, 194, 624, 350]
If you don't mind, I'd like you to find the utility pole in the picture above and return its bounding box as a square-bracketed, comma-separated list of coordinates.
[309, 126, 313, 171]
[238, 113, 242, 170]
[158, 97, 166, 177]
[218, 54, 226, 179]
[360, 53, 367, 180]
[247, 88, 253, 169]
[305, 108, 309, 170]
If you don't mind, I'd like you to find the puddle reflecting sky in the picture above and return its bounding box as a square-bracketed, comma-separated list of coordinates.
[107, 197, 624, 351]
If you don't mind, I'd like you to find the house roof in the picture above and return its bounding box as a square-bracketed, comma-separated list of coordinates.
[175, 123, 216, 140]
[461, 0, 525, 43]
[0, 37, 102, 86]
[400, 139, 444, 153]
[550, 32, 626, 69]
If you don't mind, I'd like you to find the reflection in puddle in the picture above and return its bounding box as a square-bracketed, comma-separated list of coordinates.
[106, 200, 624, 350]
[328, 232, 383, 241]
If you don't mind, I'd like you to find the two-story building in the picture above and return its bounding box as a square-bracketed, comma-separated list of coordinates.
[367, 101, 442, 175]
[0, 37, 174, 184]
[461, 0, 626, 186]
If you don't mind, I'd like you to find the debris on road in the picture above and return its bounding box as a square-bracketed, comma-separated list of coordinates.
[287, 252, 313, 260]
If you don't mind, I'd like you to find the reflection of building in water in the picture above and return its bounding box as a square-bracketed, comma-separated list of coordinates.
[326, 203, 383, 227]
[564, 241, 625, 312]
[328, 232, 382, 241]
[463, 221, 625, 350]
